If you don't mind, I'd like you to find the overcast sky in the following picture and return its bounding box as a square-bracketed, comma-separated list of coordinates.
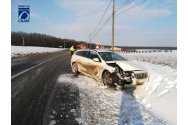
[11, 0, 177, 47]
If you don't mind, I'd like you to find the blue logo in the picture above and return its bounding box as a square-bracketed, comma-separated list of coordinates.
[18, 5, 30, 23]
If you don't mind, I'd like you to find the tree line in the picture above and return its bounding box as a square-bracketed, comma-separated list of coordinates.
[11, 31, 96, 49]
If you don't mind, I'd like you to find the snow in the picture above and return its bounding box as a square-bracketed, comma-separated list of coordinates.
[118, 51, 177, 69]
[11, 46, 66, 58]
[58, 74, 167, 125]
[118, 51, 177, 125]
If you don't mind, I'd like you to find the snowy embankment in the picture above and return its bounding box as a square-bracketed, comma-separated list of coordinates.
[119, 52, 177, 125]
[11, 46, 66, 58]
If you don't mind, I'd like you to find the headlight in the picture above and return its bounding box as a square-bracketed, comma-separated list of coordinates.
[115, 67, 119, 71]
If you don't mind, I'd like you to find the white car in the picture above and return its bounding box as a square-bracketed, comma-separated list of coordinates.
[71, 49, 148, 87]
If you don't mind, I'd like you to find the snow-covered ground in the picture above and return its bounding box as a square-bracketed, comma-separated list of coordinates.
[118, 51, 177, 125]
[58, 74, 167, 125]
[117, 51, 177, 69]
[11, 46, 66, 58]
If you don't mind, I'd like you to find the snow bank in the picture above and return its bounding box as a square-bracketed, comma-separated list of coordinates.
[57, 74, 167, 125]
[130, 60, 177, 125]
[11, 46, 66, 58]
[119, 52, 177, 125]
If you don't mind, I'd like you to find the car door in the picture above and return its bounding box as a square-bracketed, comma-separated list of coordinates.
[74, 51, 82, 70]
[86, 51, 102, 78]
[78, 51, 89, 73]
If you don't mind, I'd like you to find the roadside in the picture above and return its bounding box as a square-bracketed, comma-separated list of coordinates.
[120, 52, 177, 125]
[11, 46, 67, 58]
[56, 73, 167, 125]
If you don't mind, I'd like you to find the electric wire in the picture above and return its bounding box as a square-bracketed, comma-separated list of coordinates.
[90, 0, 112, 36]
[91, 0, 134, 40]
[107, 15, 112, 46]
[116, 0, 146, 16]
[89, 0, 126, 40]
[85, 35, 90, 43]
[91, 0, 146, 40]
[91, 13, 112, 39]
[114, 0, 133, 13]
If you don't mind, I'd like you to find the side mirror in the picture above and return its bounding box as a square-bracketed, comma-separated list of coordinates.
[93, 58, 99, 62]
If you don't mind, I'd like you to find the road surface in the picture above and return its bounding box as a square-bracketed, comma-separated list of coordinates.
[11, 50, 80, 125]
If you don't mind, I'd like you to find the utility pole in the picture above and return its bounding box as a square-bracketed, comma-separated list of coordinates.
[22, 35, 24, 46]
[21, 32, 24, 46]
[112, 0, 115, 52]
[64, 40, 65, 48]
[90, 35, 91, 49]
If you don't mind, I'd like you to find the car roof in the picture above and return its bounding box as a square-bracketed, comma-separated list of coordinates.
[76, 49, 112, 52]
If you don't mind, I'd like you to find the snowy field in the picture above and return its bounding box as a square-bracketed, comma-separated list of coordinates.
[11, 46, 65, 58]
[117, 51, 177, 69]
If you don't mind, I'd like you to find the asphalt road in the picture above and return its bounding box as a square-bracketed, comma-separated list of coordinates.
[11, 50, 80, 125]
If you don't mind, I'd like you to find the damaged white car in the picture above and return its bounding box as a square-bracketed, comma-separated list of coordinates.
[71, 49, 148, 87]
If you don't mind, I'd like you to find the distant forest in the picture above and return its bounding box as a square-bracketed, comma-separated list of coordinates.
[11, 31, 96, 49]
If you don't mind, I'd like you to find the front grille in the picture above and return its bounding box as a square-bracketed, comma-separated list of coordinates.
[135, 73, 147, 79]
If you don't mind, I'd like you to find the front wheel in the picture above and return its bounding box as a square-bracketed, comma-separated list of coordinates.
[102, 71, 114, 86]
[72, 63, 79, 74]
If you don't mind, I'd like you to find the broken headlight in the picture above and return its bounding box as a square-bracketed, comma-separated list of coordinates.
[131, 72, 135, 78]
[115, 67, 119, 71]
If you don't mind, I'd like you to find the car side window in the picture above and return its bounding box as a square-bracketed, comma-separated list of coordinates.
[89, 51, 101, 62]
[80, 51, 89, 58]
[75, 51, 81, 56]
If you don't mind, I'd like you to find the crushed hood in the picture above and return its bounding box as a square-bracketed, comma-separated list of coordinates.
[106, 61, 146, 71]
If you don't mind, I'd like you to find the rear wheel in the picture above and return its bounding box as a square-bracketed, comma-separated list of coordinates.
[102, 71, 114, 86]
[72, 63, 79, 74]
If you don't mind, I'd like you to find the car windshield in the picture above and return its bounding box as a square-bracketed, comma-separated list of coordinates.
[98, 52, 126, 61]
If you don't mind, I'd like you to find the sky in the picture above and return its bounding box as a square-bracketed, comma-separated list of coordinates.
[11, 0, 177, 47]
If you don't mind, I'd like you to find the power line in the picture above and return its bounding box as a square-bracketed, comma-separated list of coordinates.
[107, 20, 112, 46]
[91, 0, 112, 36]
[85, 36, 90, 48]
[91, 0, 135, 40]
[116, 0, 146, 16]
[91, 13, 112, 39]
[114, 0, 133, 13]
[91, 0, 146, 40]
[85, 36, 90, 43]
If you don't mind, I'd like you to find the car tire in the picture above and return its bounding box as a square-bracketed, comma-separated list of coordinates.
[72, 63, 79, 74]
[102, 71, 114, 86]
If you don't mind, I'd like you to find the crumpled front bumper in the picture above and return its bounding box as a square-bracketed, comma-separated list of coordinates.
[133, 77, 148, 85]
[124, 76, 149, 87]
